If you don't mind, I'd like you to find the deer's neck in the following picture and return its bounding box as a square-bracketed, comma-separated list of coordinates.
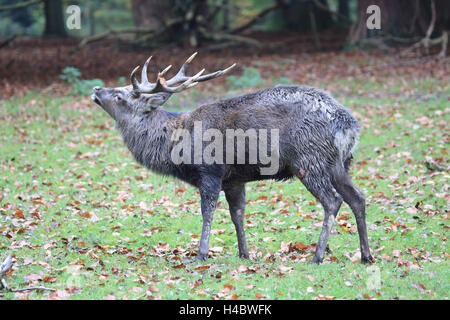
[116, 108, 184, 176]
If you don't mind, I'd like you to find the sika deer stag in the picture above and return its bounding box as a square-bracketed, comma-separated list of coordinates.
[91, 53, 373, 264]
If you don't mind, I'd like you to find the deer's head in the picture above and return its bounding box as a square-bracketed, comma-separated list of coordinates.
[91, 53, 235, 121]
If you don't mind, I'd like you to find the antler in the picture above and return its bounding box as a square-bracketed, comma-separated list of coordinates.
[130, 52, 236, 95]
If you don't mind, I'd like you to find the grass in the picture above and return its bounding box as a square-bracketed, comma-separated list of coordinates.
[0, 75, 448, 300]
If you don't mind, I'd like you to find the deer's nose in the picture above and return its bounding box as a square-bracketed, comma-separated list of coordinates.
[93, 86, 102, 92]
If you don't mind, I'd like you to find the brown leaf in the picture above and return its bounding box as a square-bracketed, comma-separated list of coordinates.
[255, 292, 267, 299]
[43, 276, 56, 283]
[13, 209, 25, 219]
[30, 211, 41, 219]
[223, 284, 234, 291]
[192, 279, 203, 288]
[292, 242, 309, 252]
[194, 265, 210, 271]
[313, 295, 336, 300]
[412, 283, 426, 292]
[175, 187, 186, 193]
[363, 293, 373, 300]
[80, 211, 91, 218]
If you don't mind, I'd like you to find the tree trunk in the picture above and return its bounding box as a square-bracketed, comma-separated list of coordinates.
[44, 0, 67, 37]
[88, 1, 95, 36]
[349, 0, 450, 44]
[223, 0, 230, 30]
[338, 0, 349, 20]
[315, 0, 332, 30]
[283, 0, 333, 32]
[131, 0, 175, 30]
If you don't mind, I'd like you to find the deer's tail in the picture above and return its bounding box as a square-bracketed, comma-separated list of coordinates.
[331, 109, 360, 171]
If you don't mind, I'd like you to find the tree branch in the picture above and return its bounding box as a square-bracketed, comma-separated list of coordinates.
[313, 0, 351, 22]
[8, 286, 56, 292]
[200, 28, 261, 47]
[230, 1, 283, 34]
[401, 0, 447, 58]
[71, 18, 184, 53]
[71, 28, 150, 53]
[0, 0, 42, 11]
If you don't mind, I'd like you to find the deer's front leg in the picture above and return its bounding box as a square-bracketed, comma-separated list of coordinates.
[196, 176, 221, 261]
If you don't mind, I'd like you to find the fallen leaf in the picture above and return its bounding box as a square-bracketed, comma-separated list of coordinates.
[13, 209, 25, 219]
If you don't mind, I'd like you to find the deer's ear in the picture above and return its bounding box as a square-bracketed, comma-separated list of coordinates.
[144, 93, 171, 107]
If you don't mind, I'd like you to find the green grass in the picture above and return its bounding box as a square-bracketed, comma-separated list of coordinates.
[0, 76, 448, 300]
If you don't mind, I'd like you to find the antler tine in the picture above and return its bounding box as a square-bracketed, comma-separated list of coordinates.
[141, 56, 152, 84]
[195, 63, 236, 82]
[166, 53, 236, 86]
[159, 65, 172, 77]
[166, 52, 198, 86]
[130, 65, 141, 91]
[139, 68, 205, 94]
[172, 68, 205, 91]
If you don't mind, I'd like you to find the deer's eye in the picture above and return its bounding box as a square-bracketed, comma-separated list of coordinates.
[114, 95, 122, 102]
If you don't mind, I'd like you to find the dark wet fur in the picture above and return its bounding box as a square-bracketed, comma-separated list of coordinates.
[93, 84, 373, 263]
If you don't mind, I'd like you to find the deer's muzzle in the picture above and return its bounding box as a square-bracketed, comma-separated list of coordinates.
[91, 86, 103, 106]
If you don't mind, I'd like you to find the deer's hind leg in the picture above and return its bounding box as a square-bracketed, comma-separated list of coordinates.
[331, 164, 373, 263]
[224, 184, 249, 259]
[296, 168, 343, 264]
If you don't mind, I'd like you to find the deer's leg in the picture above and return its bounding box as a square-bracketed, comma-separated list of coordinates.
[297, 171, 343, 264]
[196, 176, 221, 261]
[331, 166, 373, 264]
[224, 184, 249, 259]
[311, 192, 343, 264]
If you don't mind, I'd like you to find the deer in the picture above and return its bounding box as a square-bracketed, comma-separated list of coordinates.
[90, 53, 373, 264]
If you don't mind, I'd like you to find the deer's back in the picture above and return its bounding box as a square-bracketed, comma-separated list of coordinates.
[186, 85, 355, 133]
